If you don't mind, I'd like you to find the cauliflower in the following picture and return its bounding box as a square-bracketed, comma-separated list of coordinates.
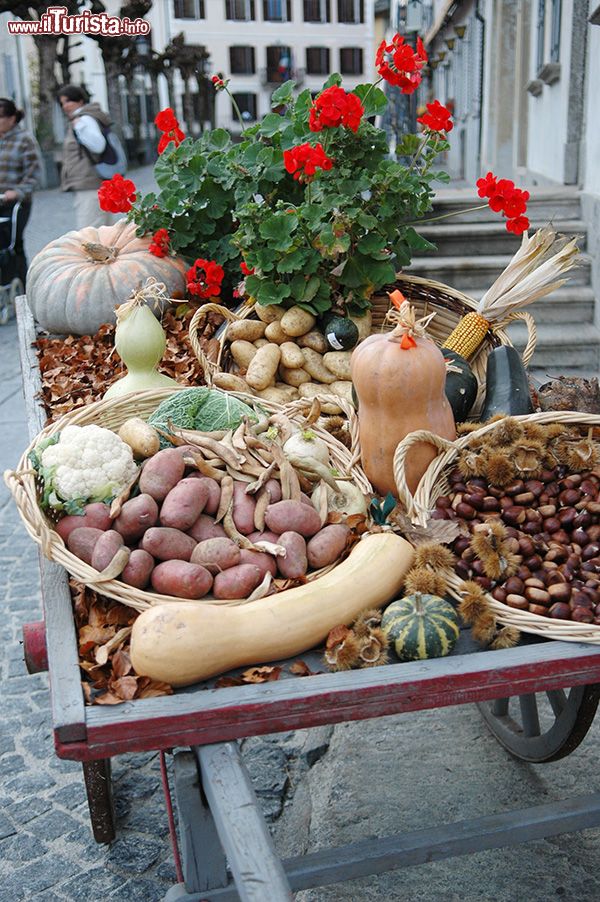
[36, 424, 139, 513]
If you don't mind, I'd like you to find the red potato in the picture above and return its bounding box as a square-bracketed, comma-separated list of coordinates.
[139, 448, 185, 501]
[248, 530, 281, 545]
[307, 524, 350, 570]
[264, 478, 282, 504]
[67, 527, 104, 564]
[239, 548, 277, 578]
[141, 527, 196, 562]
[185, 476, 221, 515]
[264, 500, 321, 537]
[191, 538, 241, 574]
[188, 514, 227, 542]
[276, 531, 308, 579]
[232, 481, 256, 535]
[113, 493, 159, 543]
[160, 478, 209, 531]
[213, 563, 263, 600]
[151, 560, 213, 599]
[121, 549, 154, 589]
[55, 502, 112, 542]
[91, 530, 125, 572]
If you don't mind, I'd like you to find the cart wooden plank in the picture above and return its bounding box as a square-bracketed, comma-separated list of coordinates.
[53, 638, 600, 760]
[16, 296, 86, 743]
[164, 791, 600, 901]
[196, 743, 292, 901]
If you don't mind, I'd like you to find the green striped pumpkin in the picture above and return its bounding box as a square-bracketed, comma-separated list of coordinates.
[381, 593, 460, 662]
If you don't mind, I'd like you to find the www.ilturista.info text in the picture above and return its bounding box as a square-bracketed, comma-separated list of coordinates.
[7, 6, 150, 36]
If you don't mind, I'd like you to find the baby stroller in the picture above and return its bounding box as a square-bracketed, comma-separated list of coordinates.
[0, 199, 24, 325]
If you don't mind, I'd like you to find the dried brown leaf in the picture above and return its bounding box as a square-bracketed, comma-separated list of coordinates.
[241, 666, 282, 683]
[289, 660, 319, 676]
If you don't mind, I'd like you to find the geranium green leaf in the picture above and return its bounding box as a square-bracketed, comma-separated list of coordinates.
[260, 113, 288, 137]
[353, 84, 388, 117]
[395, 134, 421, 156]
[256, 280, 291, 305]
[357, 212, 377, 229]
[403, 226, 437, 251]
[357, 232, 387, 254]
[271, 81, 296, 105]
[209, 129, 231, 150]
[432, 170, 451, 183]
[323, 73, 342, 89]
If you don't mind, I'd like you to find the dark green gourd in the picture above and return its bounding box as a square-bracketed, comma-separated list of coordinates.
[442, 347, 478, 422]
[479, 345, 534, 421]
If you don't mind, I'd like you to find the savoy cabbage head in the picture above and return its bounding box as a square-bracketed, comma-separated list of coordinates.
[148, 388, 258, 446]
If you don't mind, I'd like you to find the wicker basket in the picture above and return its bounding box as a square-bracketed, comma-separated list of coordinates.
[4, 386, 371, 614]
[188, 273, 537, 416]
[392, 411, 600, 644]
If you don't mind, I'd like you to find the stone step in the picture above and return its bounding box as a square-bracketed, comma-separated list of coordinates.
[431, 186, 581, 223]
[506, 320, 600, 372]
[406, 253, 592, 290]
[467, 285, 596, 325]
[415, 220, 587, 257]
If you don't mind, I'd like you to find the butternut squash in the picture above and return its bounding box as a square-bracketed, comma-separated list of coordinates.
[130, 532, 413, 686]
[351, 300, 456, 497]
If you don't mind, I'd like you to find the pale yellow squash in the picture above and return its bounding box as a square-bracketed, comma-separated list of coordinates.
[130, 532, 413, 686]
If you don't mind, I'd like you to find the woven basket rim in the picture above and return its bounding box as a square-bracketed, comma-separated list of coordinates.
[187, 275, 537, 425]
[5, 386, 372, 613]
[393, 410, 600, 644]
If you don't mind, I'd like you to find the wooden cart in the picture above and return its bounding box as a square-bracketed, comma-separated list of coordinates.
[15, 297, 600, 902]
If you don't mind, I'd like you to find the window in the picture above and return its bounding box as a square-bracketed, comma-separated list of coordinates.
[173, 0, 204, 17]
[304, 0, 330, 21]
[263, 0, 291, 20]
[340, 47, 363, 74]
[232, 92, 257, 121]
[536, 0, 545, 70]
[225, 0, 255, 20]
[266, 45, 292, 83]
[306, 47, 330, 75]
[550, 0, 561, 62]
[337, 0, 363, 23]
[230, 46, 256, 74]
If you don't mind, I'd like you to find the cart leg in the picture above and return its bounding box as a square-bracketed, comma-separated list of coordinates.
[82, 758, 116, 844]
[172, 750, 228, 894]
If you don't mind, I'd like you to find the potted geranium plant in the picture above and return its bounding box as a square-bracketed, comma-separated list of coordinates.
[98, 33, 529, 318]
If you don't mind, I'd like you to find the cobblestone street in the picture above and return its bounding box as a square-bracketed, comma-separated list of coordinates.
[5, 171, 600, 902]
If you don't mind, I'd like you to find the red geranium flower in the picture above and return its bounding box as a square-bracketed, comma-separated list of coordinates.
[240, 261, 255, 276]
[417, 100, 453, 133]
[309, 86, 364, 134]
[376, 34, 427, 94]
[148, 228, 170, 257]
[186, 258, 225, 299]
[98, 173, 137, 213]
[283, 142, 333, 182]
[506, 215, 530, 235]
[475, 172, 530, 234]
[158, 127, 185, 155]
[154, 107, 179, 132]
[502, 187, 530, 219]
[476, 171, 497, 198]
[212, 75, 227, 90]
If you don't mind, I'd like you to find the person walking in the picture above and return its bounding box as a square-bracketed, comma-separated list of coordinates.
[57, 84, 119, 230]
[0, 98, 42, 288]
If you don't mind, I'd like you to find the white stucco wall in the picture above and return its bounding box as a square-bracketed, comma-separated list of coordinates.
[526, 0, 573, 183]
[582, 14, 600, 196]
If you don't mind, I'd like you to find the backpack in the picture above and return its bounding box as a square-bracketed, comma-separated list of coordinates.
[75, 121, 128, 179]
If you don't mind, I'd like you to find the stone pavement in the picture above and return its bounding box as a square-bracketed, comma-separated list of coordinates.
[2, 172, 600, 900]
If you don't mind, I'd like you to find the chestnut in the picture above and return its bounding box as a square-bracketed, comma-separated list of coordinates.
[549, 602, 572, 620]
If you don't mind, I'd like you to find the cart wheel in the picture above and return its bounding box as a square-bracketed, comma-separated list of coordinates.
[477, 684, 600, 762]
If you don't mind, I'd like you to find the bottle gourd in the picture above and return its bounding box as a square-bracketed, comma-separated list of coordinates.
[350, 298, 456, 496]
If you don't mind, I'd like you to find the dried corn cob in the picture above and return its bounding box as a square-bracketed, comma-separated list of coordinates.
[443, 312, 491, 360]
